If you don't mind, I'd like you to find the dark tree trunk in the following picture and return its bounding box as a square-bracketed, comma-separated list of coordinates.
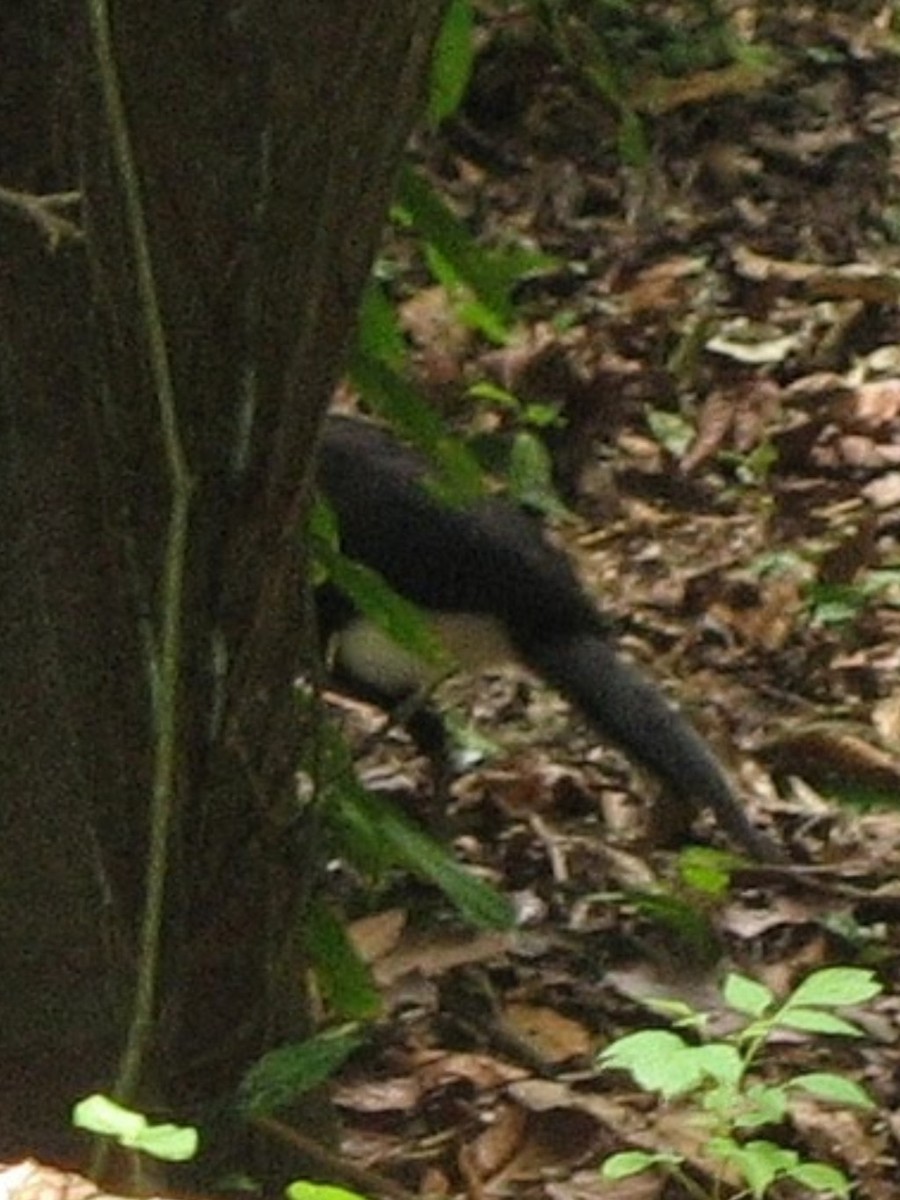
[0, 0, 447, 1168]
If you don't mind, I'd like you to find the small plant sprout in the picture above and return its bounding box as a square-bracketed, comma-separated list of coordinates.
[72, 1094, 199, 1162]
[598, 967, 882, 1199]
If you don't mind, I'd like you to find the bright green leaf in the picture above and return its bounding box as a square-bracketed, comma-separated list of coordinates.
[787, 1161, 852, 1197]
[676, 845, 737, 896]
[72, 1095, 146, 1141]
[129, 1122, 198, 1162]
[649, 997, 707, 1030]
[786, 967, 882, 1009]
[776, 1009, 864, 1037]
[735, 1082, 789, 1128]
[288, 1183, 370, 1200]
[599, 1030, 706, 1099]
[71, 1096, 197, 1162]
[714, 1139, 798, 1200]
[789, 1072, 875, 1109]
[356, 280, 407, 369]
[690, 1042, 743, 1087]
[601, 1150, 683, 1180]
[724, 972, 775, 1019]
[395, 168, 554, 337]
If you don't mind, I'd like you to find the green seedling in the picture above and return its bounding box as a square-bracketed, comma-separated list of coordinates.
[72, 1094, 198, 1162]
[598, 967, 881, 1199]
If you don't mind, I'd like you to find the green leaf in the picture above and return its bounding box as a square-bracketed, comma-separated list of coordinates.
[445, 281, 511, 343]
[288, 1184, 370, 1200]
[314, 534, 448, 671]
[807, 586, 865, 627]
[348, 351, 484, 503]
[712, 1139, 798, 1200]
[238, 1026, 364, 1117]
[648, 997, 706, 1029]
[734, 1082, 789, 1128]
[507, 431, 568, 518]
[789, 1072, 875, 1109]
[356, 280, 407, 369]
[397, 167, 513, 329]
[616, 107, 650, 167]
[71, 1096, 198, 1162]
[327, 781, 514, 930]
[787, 1161, 852, 1197]
[601, 1150, 683, 1180]
[428, 0, 474, 125]
[724, 972, 775, 1019]
[395, 168, 555, 338]
[646, 407, 695, 457]
[130, 1123, 198, 1163]
[676, 845, 737, 896]
[786, 967, 882, 1009]
[72, 1095, 146, 1141]
[689, 1042, 743, 1088]
[306, 901, 382, 1021]
[776, 1009, 864, 1037]
[599, 1030, 705, 1099]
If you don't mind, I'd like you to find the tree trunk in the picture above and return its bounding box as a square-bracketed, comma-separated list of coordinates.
[0, 0, 447, 1168]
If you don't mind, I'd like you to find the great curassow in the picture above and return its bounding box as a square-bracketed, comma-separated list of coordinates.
[315, 415, 782, 861]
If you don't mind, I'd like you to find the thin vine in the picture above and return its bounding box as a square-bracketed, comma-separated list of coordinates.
[85, 0, 193, 1112]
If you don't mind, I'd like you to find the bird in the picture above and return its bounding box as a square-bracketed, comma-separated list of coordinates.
[315, 414, 782, 862]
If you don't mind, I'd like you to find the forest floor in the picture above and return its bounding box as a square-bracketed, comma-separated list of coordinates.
[324, 5, 900, 1200]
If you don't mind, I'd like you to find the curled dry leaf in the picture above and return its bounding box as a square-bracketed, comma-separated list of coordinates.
[760, 726, 900, 794]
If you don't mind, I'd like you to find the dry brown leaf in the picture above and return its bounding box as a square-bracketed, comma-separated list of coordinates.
[620, 256, 705, 314]
[547, 1167, 666, 1200]
[681, 388, 735, 472]
[732, 244, 821, 286]
[400, 284, 470, 355]
[721, 894, 841, 940]
[761, 727, 900, 793]
[417, 1052, 528, 1094]
[707, 574, 803, 652]
[333, 1075, 421, 1115]
[842, 379, 900, 429]
[789, 1099, 885, 1182]
[683, 378, 784, 472]
[603, 966, 726, 1016]
[503, 1003, 594, 1063]
[639, 61, 776, 114]
[0, 1163, 162, 1200]
[872, 694, 900, 746]
[462, 1100, 528, 1180]
[348, 908, 408, 963]
[483, 1085, 605, 1182]
[807, 264, 900, 305]
[816, 508, 877, 585]
[862, 471, 900, 510]
[372, 929, 516, 988]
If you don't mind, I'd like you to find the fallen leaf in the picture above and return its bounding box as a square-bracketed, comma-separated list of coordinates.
[503, 1003, 594, 1063]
